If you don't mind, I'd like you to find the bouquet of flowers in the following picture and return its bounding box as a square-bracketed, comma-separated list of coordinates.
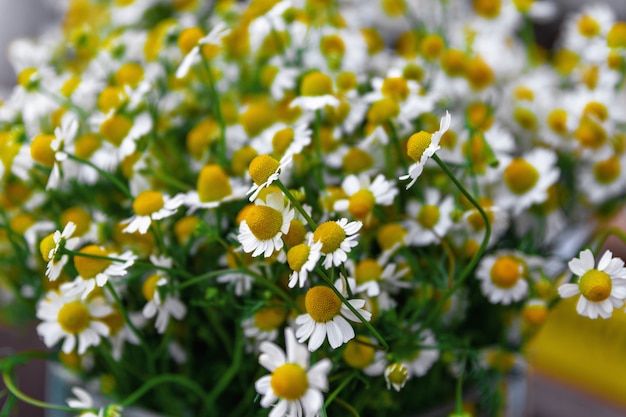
[1, 0, 626, 416]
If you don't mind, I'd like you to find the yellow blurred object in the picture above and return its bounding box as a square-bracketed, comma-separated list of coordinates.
[526, 297, 626, 408]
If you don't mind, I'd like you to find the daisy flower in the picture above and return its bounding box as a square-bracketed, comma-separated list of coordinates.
[385, 363, 410, 392]
[290, 71, 340, 111]
[404, 188, 455, 246]
[558, 249, 626, 319]
[246, 153, 292, 201]
[341, 336, 387, 376]
[142, 256, 187, 334]
[242, 302, 288, 350]
[47, 112, 79, 190]
[333, 173, 398, 221]
[122, 190, 185, 234]
[399, 111, 451, 189]
[578, 152, 626, 204]
[176, 22, 230, 79]
[238, 192, 294, 258]
[183, 164, 248, 213]
[295, 277, 371, 351]
[350, 259, 411, 310]
[287, 238, 322, 288]
[40, 221, 80, 281]
[476, 251, 529, 305]
[255, 328, 331, 417]
[36, 290, 111, 354]
[313, 218, 362, 269]
[62, 245, 137, 299]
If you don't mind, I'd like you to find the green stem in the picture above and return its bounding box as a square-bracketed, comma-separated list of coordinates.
[324, 372, 355, 408]
[387, 121, 408, 171]
[205, 330, 243, 406]
[67, 154, 132, 199]
[120, 374, 207, 407]
[173, 268, 230, 291]
[312, 110, 325, 189]
[202, 58, 227, 167]
[241, 269, 298, 310]
[420, 155, 491, 331]
[455, 353, 467, 414]
[276, 180, 317, 229]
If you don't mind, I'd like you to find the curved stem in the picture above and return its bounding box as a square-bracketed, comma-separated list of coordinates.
[120, 374, 207, 407]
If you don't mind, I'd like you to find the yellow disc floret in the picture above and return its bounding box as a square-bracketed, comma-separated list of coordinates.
[301, 72, 334, 96]
[30, 134, 56, 167]
[377, 223, 407, 250]
[313, 221, 346, 254]
[420, 34, 445, 60]
[348, 189, 376, 219]
[417, 205, 440, 229]
[522, 302, 548, 326]
[342, 147, 374, 174]
[287, 244, 311, 272]
[472, 0, 501, 18]
[142, 273, 161, 301]
[283, 219, 306, 247]
[58, 301, 91, 334]
[593, 156, 620, 184]
[503, 158, 539, 194]
[381, 77, 410, 102]
[546, 109, 568, 135]
[178, 27, 204, 54]
[244, 205, 283, 240]
[254, 304, 287, 331]
[305, 285, 342, 322]
[367, 97, 400, 125]
[490, 256, 522, 289]
[343, 336, 376, 369]
[577, 14, 601, 38]
[74, 245, 111, 278]
[248, 154, 280, 186]
[355, 259, 383, 284]
[40, 233, 56, 262]
[197, 165, 232, 202]
[62, 207, 91, 237]
[133, 190, 164, 216]
[607, 22, 626, 48]
[114, 62, 144, 88]
[406, 131, 432, 162]
[579, 269, 612, 302]
[272, 128, 294, 156]
[270, 363, 309, 400]
[386, 363, 409, 387]
[100, 114, 132, 146]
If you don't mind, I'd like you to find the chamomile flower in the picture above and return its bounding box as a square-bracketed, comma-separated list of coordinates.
[47, 113, 79, 190]
[290, 71, 340, 111]
[122, 190, 185, 234]
[313, 218, 362, 269]
[255, 328, 331, 417]
[399, 111, 451, 189]
[476, 251, 529, 305]
[405, 188, 455, 246]
[295, 277, 371, 351]
[40, 221, 80, 281]
[350, 259, 411, 310]
[558, 249, 626, 319]
[142, 256, 187, 334]
[247, 154, 292, 201]
[242, 302, 288, 348]
[333, 173, 398, 221]
[341, 336, 387, 376]
[238, 192, 294, 258]
[36, 290, 111, 354]
[176, 22, 230, 79]
[578, 152, 626, 204]
[287, 238, 322, 288]
[184, 164, 248, 213]
[385, 363, 409, 392]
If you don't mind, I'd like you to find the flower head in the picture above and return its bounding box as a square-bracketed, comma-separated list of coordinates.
[41, 221, 80, 281]
[313, 218, 362, 269]
[123, 190, 184, 234]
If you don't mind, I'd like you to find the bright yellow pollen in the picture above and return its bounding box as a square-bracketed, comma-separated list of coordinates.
[420, 34, 445, 60]
[342, 147, 374, 174]
[417, 205, 440, 229]
[30, 134, 56, 167]
[464, 56, 495, 90]
[74, 245, 111, 278]
[472, 0, 501, 18]
[579, 269, 612, 302]
[406, 131, 432, 162]
[197, 165, 232, 202]
[513, 107, 538, 131]
[40, 233, 56, 262]
[490, 256, 522, 289]
[74, 134, 102, 159]
[305, 286, 342, 322]
[186, 118, 218, 160]
[503, 158, 539, 195]
[553, 49, 579, 76]
[575, 118, 606, 149]
[440, 130, 457, 149]
[272, 128, 294, 156]
[593, 156, 621, 184]
[403, 63, 425, 82]
[115, 62, 144, 88]
[343, 336, 376, 368]
[440, 49, 466, 77]
[248, 154, 280, 186]
[283, 219, 306, 247]
[142, 273, 161, 301]
[607, 51, 622, 70]
[386, 363, 409, 386]
[301, 72, 334, 96]
[583, 101, 608, 122]
[240, 102, 276, 137]
[377, 223, 407, 250]
[58, 301, 91, 334]
[547, 109, 568, 135]
[270, 363, 309, 401]
[513, 86, 534, 101]
[98, 86, 127, 113]
[178, 27, 204, 55]
[326, 99, 350, 125]
[522, 303, 548, 326]
[355, 259, 383, 284]
[244, 205, 283, 240]
[313, 221, 346, 254]
[607, 22, 626, 48]
[367, 97, 400, 125]
[100, 114, 132, 146]
[581, 65, 600, 89]
[382, 77, 410, 102]
[348, 189, 376, 219]
[287, 244, 311, 272]
[61, 76, 81, 97]
[253, 305, 287, 331]
[577, 14, 601, 38]
[133, 190, 165, 216]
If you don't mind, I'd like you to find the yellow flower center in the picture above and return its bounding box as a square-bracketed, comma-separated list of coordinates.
[62, 207, 91, 237]
[174, 216, 199, 244]
[406, 131, 432, 162]
[546, 109, 568, 135]
[472, 0, 501, 18]
[17, 68, 38, 89]
[336, 71, 358, 92]
[248, 154, 280, 186]
[554, 49, 579, 76]
[367, 97, 400, 125]
[513, 0, 534, 13]
[420, 34, 444, 60]
[320, 34, 346, 69]
[417, 205, 440, 229]
[355, 259, 383, 284]
[61, 76, 81, 97]
[272, 128, 294, 156]
[579, 269, 612, 302]
[489, 256, 522, 289]
[186, 118, 219, 160]
[575, 118, 606, 149]
[313, 221, 347, 254]
[100, 307, 124, 336]
[464, 56, 495, 90]
[381, 77, 410, 102]
[361, 28, 384, 55]
[197, 164, 232, 202]
[240, 102, 276, 137]
[178, 27, 204, 55]
[403, 63, 425, 82]
[593, 156, 621, 184]
[40, 233, 56, 262]
[466, 101, 494, 132]
[58, 301, 91, 334]
[244, 205, 284, 240]
[74, 134, 102, 159]
[466, 201, 495, 231]
[253, 305, 287, 331]
[581, 65, 600, 89]
[100, 114, 132, 146]
[381, 0, 406, 17]
[522, 303, 548, 326]
[74, 245, 111, 278]
[513, 85, 534, 102]
[30, 134, 56, 167]
[232, 145, 259, 177]
[342, 147, 374, 174]
[577, 14, 601, 38]
[348, 189, 376, 219]
[283, 219, 306, 247]
[377, 223, 407, 250]
[486, 350, 516, 373]
[513, 107, 538, 131]
[305, 285, 342, 322]
[607, 51, 622, 70]
[287, 243, 311, 272]
[608, 22, 626, 48]
[327, 99, 351, 125]
[142, 273, 161, 301]
[133, 190, 165, 216]
[440, 49, 466, 77]
[9, 213, 35, 234]
[583, 101, 608, 122]
[386, 363, 409, 386]
[115, 63, 144, 88]
[503, 158, 539, 195]
[342, 336, 376, 369]
[270, 363, 309, 401]
[98, 87, 126, 116]
[301, 72, 333, 96]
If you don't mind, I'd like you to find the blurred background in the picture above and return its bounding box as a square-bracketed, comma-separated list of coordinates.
[1, 1, 626, 416]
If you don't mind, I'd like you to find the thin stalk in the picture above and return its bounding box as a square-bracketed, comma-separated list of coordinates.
[172, 268, 230, 291]
[202, 58, 227, 167]
[324, 372, 356, 408]
[387, 121, 408, 171]
[312, 110, 326, 189]
[276, 180, 317, 229]
[67, 154, 132, 199]
[120, 374, 207, 408]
